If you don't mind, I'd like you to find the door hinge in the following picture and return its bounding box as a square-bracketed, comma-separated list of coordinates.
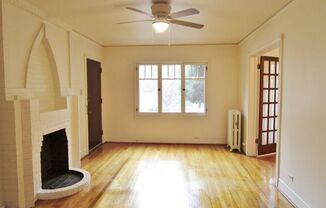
[206, 66, 208, 71]
[257, 64, 261, 70]
[136, 108, 139, 112]
[136, 67, 138, 71]
[101, 98, 103, 104]
[100, 67, 102, 73]
[101, 129, 103, 135]
[255, 138, 259, 144]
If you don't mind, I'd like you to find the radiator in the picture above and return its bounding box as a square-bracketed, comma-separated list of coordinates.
[227, 110, 241, 152]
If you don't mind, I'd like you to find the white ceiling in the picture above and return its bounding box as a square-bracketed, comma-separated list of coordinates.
[26, 0, 292, 46]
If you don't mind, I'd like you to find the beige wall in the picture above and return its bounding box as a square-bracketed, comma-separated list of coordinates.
[239, 0, 326, 207]
[102, 45, 239, 143]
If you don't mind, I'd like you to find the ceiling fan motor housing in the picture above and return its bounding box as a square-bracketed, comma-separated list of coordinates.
[151, 3, 171, 18]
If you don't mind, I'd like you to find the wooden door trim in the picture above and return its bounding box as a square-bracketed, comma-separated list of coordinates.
[258, 56, 279, 155]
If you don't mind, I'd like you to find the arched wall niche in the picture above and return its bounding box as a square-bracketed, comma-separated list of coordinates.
[25, 25, 67, 112]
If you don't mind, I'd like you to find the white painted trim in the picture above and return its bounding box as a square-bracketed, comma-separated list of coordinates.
[246, 35, 284, 187]
[106, 137, 226, 144]
[278, 179, 311, 208]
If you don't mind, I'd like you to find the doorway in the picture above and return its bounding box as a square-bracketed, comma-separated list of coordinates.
[258, 56, 280, 155]
[246, 37, 283, 186]
[87, 59, 103, 151]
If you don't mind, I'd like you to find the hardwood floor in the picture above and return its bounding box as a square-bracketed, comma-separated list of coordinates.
[36, 143, 293, 208]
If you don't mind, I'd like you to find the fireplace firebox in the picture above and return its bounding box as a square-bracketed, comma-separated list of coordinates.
[41, 129, 83, 189]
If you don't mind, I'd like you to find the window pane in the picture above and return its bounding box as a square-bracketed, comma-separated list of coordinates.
[152, 65, 158, 79]
[169, 65, 174, 79]
[162, 80, 181, 112]
[185, 80, 205, 113]
[139, 65, 145, 79]
[185, 64, 205, 78]
[145, 65, 151, 79]
[185, 65, 191, 78]
[162, 65, 168, 79]
[139, 80, 158, 112]
[175, 65, 181, 79]
[196, 65, 205, 78]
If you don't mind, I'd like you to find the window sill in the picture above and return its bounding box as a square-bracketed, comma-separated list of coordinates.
[135, 112, 208, 119]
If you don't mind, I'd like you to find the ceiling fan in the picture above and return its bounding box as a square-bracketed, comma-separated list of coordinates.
[117, 0, 204, 33]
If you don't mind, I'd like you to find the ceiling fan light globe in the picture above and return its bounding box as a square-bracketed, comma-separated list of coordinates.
[152, 21, 170, 33]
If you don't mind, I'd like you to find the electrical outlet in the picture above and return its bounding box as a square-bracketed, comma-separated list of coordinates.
[288, 174, 294, 182]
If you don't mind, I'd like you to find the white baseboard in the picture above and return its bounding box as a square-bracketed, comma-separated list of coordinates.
[278, 179, 311, 208]
[106, 136, 226, 145]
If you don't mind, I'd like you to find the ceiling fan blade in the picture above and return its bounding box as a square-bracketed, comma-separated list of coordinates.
[170, 19, 204, 29]
[169, 8, 199, 19]
[117, 19, 153, 24]
[126, 7, 152, 17]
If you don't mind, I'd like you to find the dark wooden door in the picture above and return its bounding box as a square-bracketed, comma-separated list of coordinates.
[258, 56, 280, 155]
[87, 59, 102, 151]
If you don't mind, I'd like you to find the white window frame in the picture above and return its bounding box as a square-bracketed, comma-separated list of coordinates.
[135, 62, 208, 117]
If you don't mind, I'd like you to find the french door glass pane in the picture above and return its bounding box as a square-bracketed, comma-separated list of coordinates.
[162, 80, 181, 112]
[263, 90, 269, 102]
[269, 104, 274, 116]
[269, 118, 274, 130]
[264, 61, 269, 73]
[270, 90, 275, 102]
[270, 62, 275, 74]
[264, 76, 269, 88]
[139, 80, 158, 112]
[262, 118, 268, 131]
[270, 76, 275, 88]
[262, 133, 267, 145]
[185, 80, 205, 113]
[263, 104, 268, 117]
[268, 132, 274, 144]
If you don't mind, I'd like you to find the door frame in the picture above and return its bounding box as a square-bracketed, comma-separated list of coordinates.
[80, 54, 102, 157]
[246, 34, 284, 187]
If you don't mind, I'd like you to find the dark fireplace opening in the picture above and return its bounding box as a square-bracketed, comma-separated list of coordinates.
[41, 129, 83, 189]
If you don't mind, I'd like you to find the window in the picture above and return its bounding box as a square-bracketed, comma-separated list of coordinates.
[136, 63, 207, 115]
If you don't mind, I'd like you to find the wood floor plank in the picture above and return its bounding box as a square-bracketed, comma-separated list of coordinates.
[36, 143, 293, 208]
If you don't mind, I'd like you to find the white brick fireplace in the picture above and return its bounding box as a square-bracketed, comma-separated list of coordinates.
[0, 1, 102, 207]
[12, 23, 91, 204]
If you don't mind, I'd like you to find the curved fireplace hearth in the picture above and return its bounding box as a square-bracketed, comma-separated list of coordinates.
[38, 129, 90, 200]
[42, 169, 84, 189]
